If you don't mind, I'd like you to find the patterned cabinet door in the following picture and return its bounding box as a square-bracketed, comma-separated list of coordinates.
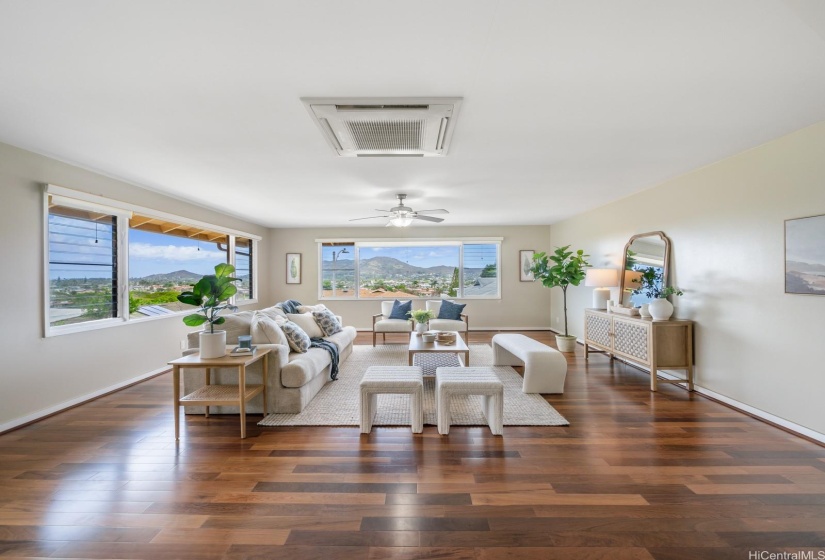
[585, 311, 612, 349]
[612, 317, 651, 365]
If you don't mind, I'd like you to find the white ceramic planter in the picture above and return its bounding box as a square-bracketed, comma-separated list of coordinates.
[639, 303, 652, 318]
[199, 330, 227, 358]
[648, 298, 674, 321]
[555, 335, 577, 353]
[415, 322, 427, 335]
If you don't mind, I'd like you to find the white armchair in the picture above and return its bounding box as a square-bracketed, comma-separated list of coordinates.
[426, 300, 469, 341]
[372, 300, 413, 346]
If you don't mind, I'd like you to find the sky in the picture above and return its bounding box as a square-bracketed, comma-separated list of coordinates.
[128, 229, 227, 278]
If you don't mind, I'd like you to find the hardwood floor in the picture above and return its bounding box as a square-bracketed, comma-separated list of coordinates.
[2, 331, 824, 559]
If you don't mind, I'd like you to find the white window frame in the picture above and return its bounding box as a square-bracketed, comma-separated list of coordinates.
[44, 185, 260, 337]
[316, 237, 502, 301]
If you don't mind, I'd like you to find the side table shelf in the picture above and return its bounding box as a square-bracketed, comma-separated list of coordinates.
[169, 348, 270, 440]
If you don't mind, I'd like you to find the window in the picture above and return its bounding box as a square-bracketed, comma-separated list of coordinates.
[128, 217, 228, 318]
[48, 205, 119, 327]
[319, 240, 501, 300]
[320, 243, 356, 298]
[234, 237, 254, 301]
[45, 186, 260, 336]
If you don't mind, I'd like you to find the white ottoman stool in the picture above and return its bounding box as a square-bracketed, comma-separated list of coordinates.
[435, 367, 503, 436]
[492, 333, 568, 394]
[360, 366, 424, 434]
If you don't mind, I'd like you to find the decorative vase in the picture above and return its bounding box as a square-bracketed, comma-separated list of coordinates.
[415, 322, 427, 335]
[555, 334, 577, 353]
[639, 303, 651, 318]
[199, 330, 227, 358]
[648, 298, 674, 321]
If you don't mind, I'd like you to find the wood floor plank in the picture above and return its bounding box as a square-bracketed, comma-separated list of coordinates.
[0, 330, 823, 559]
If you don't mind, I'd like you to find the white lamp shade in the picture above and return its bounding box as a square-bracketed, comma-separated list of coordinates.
[624, 270, 643, 291]
[585, 268, 619, 288]
[390, 216, 413, 227]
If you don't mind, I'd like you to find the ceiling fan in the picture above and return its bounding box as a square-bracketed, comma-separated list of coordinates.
[349, 194, 449, 227]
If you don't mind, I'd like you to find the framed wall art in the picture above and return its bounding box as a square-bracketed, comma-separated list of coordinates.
[520, 250, 535, 282]
[286, 253, 302, 284]
[785, 213, 825, 295]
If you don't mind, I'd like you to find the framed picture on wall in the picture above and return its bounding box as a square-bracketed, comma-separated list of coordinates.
[286, 253, 302, 284]
[785, 214, 825, 295]
[519, 250, 535, 282]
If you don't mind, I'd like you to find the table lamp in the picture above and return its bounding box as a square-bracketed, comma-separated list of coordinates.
[585, 269, 619, 309]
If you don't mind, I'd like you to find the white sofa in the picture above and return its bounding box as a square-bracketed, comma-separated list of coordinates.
[372, 300, 413, 346]
[182, 304, 357, 413]
[426, 300, 469, 339]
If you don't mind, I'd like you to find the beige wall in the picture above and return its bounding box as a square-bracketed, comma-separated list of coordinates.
[0, 142, 271, 429]
[267, 226, 553, 330]
[551, 121, 825, 436]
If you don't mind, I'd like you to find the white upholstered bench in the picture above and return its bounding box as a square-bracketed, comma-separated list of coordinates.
[359, 366, 424, 434]
[435, 367, 503, 436]
[492, 334, 568, 394]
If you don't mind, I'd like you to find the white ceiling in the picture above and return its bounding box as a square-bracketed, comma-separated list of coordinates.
[1, 0, 824, 228]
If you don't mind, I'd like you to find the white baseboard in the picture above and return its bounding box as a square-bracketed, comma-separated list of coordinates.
[655, 370, 825, 444]
[0, 365, 170, 434]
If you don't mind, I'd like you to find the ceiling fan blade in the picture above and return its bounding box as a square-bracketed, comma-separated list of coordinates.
[348, 215, 390, 222]
[412, 214, 444, 223]
[374, 209, 394, 213]
[416, 209, 449, 215]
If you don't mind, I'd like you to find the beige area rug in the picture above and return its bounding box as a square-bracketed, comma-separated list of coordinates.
[258, 344, 569, 427]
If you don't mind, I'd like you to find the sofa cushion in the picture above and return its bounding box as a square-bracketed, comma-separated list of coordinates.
[281, 348, 332, 387]
[437, 300, 466, 320]
[325, 325, 357, 351]
[287, 313, 324, 338]
[312, 308, 342, 336]
[216, 310, 254, 344]
[298, 303, 327, 314]
[258, 306, 287, 322]
[251, 312, 288, 346]
[388, 299, 412, 320]
[281, 320, 311, 353]
[374, 319, 413, 333]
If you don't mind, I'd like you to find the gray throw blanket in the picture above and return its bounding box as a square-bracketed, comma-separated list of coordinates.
[279, 299, 303, 314]
[310, 338, 340, 380]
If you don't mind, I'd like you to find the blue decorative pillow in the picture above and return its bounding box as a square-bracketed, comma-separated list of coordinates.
[312, 309, 343, 337]
[437, 300, 466, 320]
[280, 320, 311, 353]
[388, 299, 412, 320]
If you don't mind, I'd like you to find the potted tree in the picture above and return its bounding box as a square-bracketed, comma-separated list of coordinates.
[177, 263, 239, 358]
[410, 309, 436, 335]
[530, 246, 591, 353]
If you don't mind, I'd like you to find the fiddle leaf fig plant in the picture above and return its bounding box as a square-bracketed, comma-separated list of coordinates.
[530, 246, 591, 337]
[177, 263, 239, 333]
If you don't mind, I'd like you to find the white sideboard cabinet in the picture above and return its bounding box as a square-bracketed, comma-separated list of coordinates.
[584, 309, 694, 392]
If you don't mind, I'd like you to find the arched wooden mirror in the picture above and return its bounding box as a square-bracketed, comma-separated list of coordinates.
[620, 231, 671, 307]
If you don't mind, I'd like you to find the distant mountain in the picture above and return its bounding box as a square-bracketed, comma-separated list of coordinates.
[323, 256, 483, 279]
[787, 260, 825, 274]
[132, 270, 201, 283]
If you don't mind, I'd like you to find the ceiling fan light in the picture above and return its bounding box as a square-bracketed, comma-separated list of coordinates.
[390, 216, 413, 227]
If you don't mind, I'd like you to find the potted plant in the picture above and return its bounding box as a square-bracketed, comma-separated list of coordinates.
[648, 285, 683, 321]
[410, 309, 435, 335]
[530, 245, 591, 352]
[630, 267, 662, 317]
[176, 263, 239, 358]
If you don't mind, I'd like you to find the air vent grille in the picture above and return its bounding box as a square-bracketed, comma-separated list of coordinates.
[302, 97, 462, 157]
[345, 120, 424, 151]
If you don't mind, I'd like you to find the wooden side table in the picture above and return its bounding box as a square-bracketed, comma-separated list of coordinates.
[168, 348, 270, 439]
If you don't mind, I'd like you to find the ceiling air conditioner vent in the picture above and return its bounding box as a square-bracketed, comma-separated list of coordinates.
[302, 97, 462, 157]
